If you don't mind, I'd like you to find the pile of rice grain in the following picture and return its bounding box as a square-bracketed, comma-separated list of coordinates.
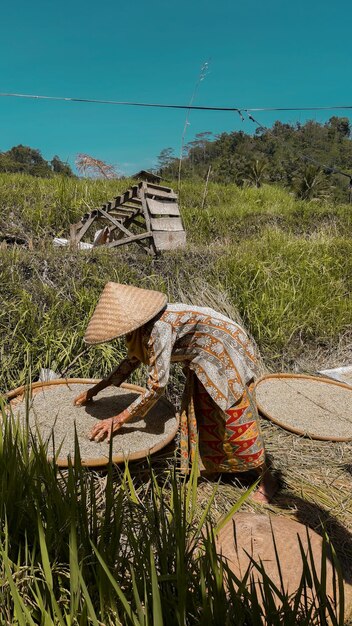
[11, 383, 178, 464]
[255, 376, 352, 440]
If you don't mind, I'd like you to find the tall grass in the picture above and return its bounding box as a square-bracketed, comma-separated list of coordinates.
[1, 225, 351, 392]
[0, 402, 345, 625]
[1, 174, 351, 243]
[217, 230, 352, 360]
[0, 174, 134, 238]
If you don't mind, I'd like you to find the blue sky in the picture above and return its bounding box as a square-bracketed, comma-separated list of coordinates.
[1, 0, 352, 174]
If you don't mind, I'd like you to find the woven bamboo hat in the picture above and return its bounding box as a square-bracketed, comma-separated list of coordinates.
[84, 282, 167, 345]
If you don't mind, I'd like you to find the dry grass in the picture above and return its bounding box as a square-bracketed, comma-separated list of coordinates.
[293, 331, 352, 374]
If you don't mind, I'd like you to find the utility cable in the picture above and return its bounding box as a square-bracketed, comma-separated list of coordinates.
[2, 91, 352, 114]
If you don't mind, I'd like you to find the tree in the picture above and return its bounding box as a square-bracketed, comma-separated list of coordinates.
[157, 148, 175, 170]
[242, 159, 268, 188]
[3, 145, 52, 176]
[0, 145, 74, 177]
[327, 116, 350, 138]
[294, 165, 332, 201]
[7, 145, 46, 166]
[157, 116, 352, 202]
[51, 156, 74, 176]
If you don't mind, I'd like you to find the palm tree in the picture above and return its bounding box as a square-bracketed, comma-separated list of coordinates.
[243, 158, 268, 188]
[294, 165, 332, 201]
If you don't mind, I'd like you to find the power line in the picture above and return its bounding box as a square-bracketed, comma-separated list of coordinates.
[2, 90, 351, 183]
[2, 91, 352, 114]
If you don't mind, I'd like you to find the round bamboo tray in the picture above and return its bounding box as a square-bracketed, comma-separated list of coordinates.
[255, 373, 352, 442]
[217, 512, 352, 614]
[6, 378, 179, 467]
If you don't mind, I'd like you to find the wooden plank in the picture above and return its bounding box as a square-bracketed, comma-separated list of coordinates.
[75, 216, 96, 242]
[112, 185, 139, 209]
[139, 185, 155, 256]
[121, 204, 142, 212]
[150, 217, 184, 232]
[98, 209, 135, 238]
[70, 223, 78, 245]
[106, 232, 153, 248]
[145, 188, 178, 200]
[146, 183, 174, 193]
[141, 184, 151, 230]
[83, 209, 99, 220]
[146, 198, 180, 216]
[123, 214, 144, 231]
[125, 197, 142, 205]
[111, 205, 136, 213]
[153, 231, 186, 251]
[108, 210, 136, 219]
[108, 217, 144, 236]
[140, 184, 157, 255]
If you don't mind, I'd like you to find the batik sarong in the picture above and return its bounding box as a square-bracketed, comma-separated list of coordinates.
[180, 372, 265, 473]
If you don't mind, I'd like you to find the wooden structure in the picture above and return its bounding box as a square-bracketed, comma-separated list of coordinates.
[132, 170, 161, 184]
[70, 181, 186, 255]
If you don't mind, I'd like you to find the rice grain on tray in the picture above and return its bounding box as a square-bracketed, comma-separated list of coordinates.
[11, 383, 177, 463]
[256, 377, 352, 440]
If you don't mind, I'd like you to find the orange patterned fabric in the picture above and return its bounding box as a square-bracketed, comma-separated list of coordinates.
[106, 304, 265, 473]
[109, 304, 260, 422]
[180, 374, 265, 473]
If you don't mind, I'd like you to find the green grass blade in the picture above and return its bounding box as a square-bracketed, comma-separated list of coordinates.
[214, 478, 259, 535]
[77, 569, 100, 626]
[150, 546, 163, 626]
[38, 517, 66, 626]
[1, 549, 36, 626]
[91, 541, 140, 626]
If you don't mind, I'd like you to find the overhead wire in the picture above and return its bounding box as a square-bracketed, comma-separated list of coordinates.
[2, 91, 352, 114]
[1, 90, 351, 185]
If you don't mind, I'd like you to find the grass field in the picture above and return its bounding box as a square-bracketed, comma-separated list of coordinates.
[0, 173, 351, 623]
[1, 173, 351, 390]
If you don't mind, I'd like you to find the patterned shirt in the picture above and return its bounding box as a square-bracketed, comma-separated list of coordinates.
[109, 304, 259, 419]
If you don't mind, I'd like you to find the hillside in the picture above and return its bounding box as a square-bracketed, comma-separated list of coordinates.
[0, 173, 351, 394]
[160, 117, 352, 204]
[0, 173, 352, 623]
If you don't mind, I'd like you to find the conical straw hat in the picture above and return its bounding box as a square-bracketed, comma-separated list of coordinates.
[84, 282, 167, 345]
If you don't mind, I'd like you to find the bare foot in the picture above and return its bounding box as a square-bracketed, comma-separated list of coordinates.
[252, 470, 278, 504]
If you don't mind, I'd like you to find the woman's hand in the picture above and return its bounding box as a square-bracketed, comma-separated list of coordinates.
[74, 378, 111, 407]
[73, 388, 96, 406]
[89, 409, 130, 443]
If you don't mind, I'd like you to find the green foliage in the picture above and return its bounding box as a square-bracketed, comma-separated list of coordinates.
[0, 145, 74, 177]
[0, 247, 163, 391]
[157, 147, 177, 177]
[242, 158, 269, 188]
[0, 407, 345, 624]
[1, 174, 351, 244]
[51, 155, 74, 177]
[160, 117, 352, 203]
[0, 174, 133, 238]
[294, 165, 332, 201]
[217, 230, 352, 359]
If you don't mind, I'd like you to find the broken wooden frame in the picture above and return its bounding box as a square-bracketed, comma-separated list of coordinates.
[69, 181, 186, 255]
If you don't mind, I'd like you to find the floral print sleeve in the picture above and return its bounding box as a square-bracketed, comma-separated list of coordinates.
[108, 357, 140, 387]
[124, 321, 173, 419]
